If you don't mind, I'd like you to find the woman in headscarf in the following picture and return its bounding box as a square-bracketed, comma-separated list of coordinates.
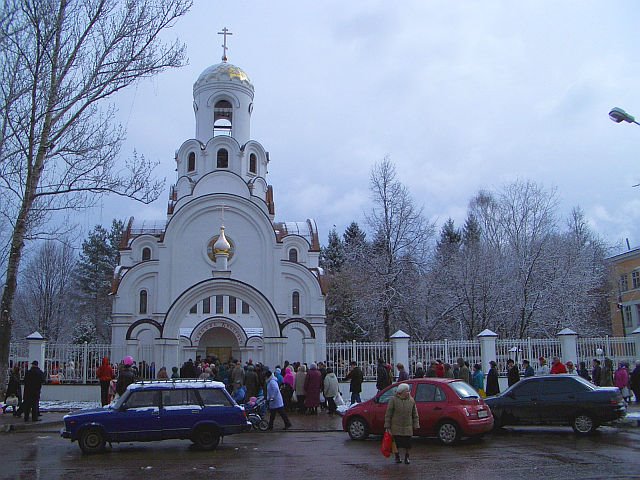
[282, 366, 295, 410]
[384, 383, 419, 464]
[303, 363, 323, 414]
[295, 364, 307, 413]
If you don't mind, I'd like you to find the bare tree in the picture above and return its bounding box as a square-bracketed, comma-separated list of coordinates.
[12, 240, 77, 341]
[365, 158, 435, 340]
[0, 0, 192, 393]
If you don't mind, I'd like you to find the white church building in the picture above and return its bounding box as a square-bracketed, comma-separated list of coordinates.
[110, 41, 327, 370]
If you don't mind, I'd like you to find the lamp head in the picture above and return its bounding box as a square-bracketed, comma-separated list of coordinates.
[609, 107, 636, 124]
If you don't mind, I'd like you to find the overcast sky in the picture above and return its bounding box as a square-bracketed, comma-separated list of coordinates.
[93, 0, 640, 253]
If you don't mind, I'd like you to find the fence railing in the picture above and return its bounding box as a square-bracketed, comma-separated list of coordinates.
[409, 340, 481, 370]
[9, 331, 640, 384]
[577, 337, 636, 367]
[326, 341, 393, 380]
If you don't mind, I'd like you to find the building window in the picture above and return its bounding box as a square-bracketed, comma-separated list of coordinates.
[214, 100, 233, 137]
[620, 274, 629, 292]
[229, 296, 237, 314]
[139, 290, 148, 314]
[142, 247, 151, 261]
[189, 304, 197, 314]
[217, 148, 229, 169]
[249, 153, 257, 174]
[292, 291, 300, 315]
[624, 305, 633, 328]
[288, 248, 298, 262]
[242, 301, 250, 314]
[216, 295, 224, 314]
[187, 152, 196, 172]
[633, 271, 640, 290]
[203, 297, 211, 314]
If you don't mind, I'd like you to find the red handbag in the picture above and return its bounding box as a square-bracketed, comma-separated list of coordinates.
[381, 431, 393, 457]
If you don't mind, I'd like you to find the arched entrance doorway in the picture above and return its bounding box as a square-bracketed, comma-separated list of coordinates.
[190, 317, 248, 363]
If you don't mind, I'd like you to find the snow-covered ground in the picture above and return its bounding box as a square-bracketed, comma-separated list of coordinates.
[39, 401, 101, 411]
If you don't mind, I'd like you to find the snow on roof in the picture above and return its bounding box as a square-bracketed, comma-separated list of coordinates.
[127, 380, 226, 391]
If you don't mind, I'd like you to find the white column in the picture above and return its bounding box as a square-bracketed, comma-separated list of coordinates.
[302, 338, 316, 365]
[26, 331, 46, 369]
[263, 337, 286, 368]
[477, 329, 498, 375]
[126, 340, 138, 360]
[183, 346, 198, 364]
[155, 338, 180, 372]
[390, 330, 410, 378]
[557, 328, 578, 365]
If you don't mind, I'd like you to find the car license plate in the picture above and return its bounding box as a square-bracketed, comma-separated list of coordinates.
[478, 410, 488, 418]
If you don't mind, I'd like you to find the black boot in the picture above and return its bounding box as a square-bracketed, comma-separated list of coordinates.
[404, 453, 410, 464]
[394, 453, 402, 464]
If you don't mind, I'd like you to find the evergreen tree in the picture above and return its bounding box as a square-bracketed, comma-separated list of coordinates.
[436, 218, 461, 257]
[320, 228, 345, 274]
[75, 219, 124, 342]
[462, 213, 481, 247]
[342, 221, 367, 259]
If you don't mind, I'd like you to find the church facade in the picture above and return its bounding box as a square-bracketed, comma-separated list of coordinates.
[110, 53, 327, 370]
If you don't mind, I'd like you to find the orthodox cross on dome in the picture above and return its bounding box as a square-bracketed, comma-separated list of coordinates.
[219, 204, 227, 226]
[218, 27, 233, 62]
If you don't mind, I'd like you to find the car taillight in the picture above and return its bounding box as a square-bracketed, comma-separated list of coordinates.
[463, 407, 479, 419]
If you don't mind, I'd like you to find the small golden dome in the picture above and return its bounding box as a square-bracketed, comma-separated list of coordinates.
[213, 226, 231, 255]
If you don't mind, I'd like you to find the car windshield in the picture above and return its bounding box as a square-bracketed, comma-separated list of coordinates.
[112, 391, 129, 409]
[449, 381, 480, 399]
[572, 375, 596, 390]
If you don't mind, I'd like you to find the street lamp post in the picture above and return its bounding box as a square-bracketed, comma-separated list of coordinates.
[609, 107, 640, 125]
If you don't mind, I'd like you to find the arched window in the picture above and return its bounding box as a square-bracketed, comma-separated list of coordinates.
[214, 100, 233, 136]
[249, 153, 257, 174]
[142, 247, 151, 261]
[288, 248, 298, 262]
[217, 148, 229, 169]
[292, 291, 300, 315]
[139, 290, 148, 314]
[187, 152, 196, 172]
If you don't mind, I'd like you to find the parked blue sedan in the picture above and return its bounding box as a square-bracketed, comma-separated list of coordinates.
[61, 380, 251, 454]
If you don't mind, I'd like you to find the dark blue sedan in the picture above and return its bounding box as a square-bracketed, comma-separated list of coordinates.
[61, 380, 251, 454]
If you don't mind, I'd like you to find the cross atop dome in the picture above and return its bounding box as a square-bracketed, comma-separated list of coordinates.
[218, 27, 233, 62]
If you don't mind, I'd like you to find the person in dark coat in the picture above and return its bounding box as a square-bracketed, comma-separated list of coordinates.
[507, 359, 520, 387]
[376, 358, 391, 392]
[413, 362, 425, 378]
[3, 365, 22, 416]
[591, 359, 602, 386]
[486, 360, 500, 396]
[244, 365, 260, 399]
[578, 361, 591, 381]
[630, 360, 640, 404]
[23, 361, 45, 422]
[344, 361, 363, 404]
[303, 363, 323, 414]
[522, 359, 535, 377]
[116, 358, 136, 396]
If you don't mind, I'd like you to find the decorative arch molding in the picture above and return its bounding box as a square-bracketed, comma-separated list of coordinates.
[176, 138, 205, 159]
[280, 318, 316, 339]
[190, 316, 248, 346]
[180, 335, 193, 347]
[162, 277, 281, 340]
[245, 335, 264, 348]
[126, 318, 162, 340]
[206, 91, 241, 109]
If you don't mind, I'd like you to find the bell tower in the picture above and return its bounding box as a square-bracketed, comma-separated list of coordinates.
[192, 28, 254, 145]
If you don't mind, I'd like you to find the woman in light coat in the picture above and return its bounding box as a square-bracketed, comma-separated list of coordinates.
[384, 383, 419, 464]
[295, 364, 307, 413]
[323, 368, 340, 415]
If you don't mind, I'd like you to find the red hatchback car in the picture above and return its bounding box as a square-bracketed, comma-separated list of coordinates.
[342, 378, 493, 445]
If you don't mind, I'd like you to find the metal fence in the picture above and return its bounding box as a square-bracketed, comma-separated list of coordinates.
[409, 340, 481, 371]
[577, 337, 637, 367]
[496, 338, 562, 375]
[325, 341, 393, 380]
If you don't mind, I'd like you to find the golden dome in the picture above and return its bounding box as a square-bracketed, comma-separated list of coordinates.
[213, 226, 231, 255]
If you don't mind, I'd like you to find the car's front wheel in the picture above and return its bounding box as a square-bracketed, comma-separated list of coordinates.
[572, 413, 597, 435]
[437, 420, 461, 445]
[192, 426, 221, 450]
[78, 427, 106, 454]
[347, 417, 370, 440]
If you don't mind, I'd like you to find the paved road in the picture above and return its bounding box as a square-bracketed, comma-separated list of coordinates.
[2, 424, 640, 480]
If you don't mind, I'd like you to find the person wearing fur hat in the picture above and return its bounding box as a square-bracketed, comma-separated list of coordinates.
[413, 362, 425, 379]
[384, 383, 419, 465]
[265, 370, 292, 430]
